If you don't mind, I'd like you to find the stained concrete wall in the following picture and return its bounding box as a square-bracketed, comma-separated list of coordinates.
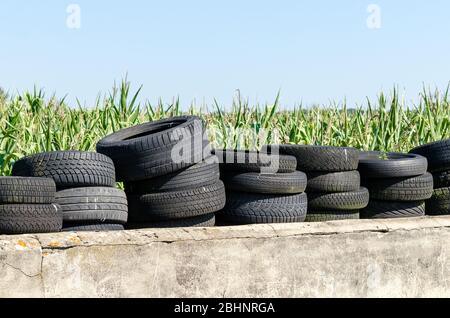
[1, 216, 450, 298]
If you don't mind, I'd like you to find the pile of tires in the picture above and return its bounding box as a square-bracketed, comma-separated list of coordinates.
[278, 145, 368, 222]
[215, 149, 307, 224]
[358, 151, 432, 219]
[410, 139, 450, 215]
[96, 116, 225, 228]
[12, 151, 126, 232]
[0, 177, 62, 234]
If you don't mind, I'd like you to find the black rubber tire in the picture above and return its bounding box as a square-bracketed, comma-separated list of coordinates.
[305, 210, 360, 222]
[96, 116, 206, 182]
[433, 170, 450, 189]
[63, 223, 125, 232]
[56, 187, 128, 224]
[410, 139, 450, 173]
[218, 192, 308, 224]
[214, 149, 297, 173]
[0, 177, 56, 204]
[275, 145, 359, 172]
[128, 181, 226, 221]
[306, 171, 360, 193]
[12, 151, 116, 189]
[358, 151, 428, 178]
[307, 187, 369, 211]
[222, 171, 307, 194]
[126, 213, 216, 229]
[361, 200, 425, 219]
[124, 157, 220, 193]
[426, 187, 450, 215]
[363, 173, 434, 202]
[0, 204, 62, 234]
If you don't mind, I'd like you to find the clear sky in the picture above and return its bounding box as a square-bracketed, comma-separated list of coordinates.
[1, 0, 449, 108]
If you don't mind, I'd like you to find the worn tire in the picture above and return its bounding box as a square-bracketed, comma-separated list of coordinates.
[128, 181, 226, 221]
[214, 149, 297, 173]
[305, 210, 360, 222]
[12, 151, 116, 189]
[222, 171, 307, 194]
[426, 187, 450, 215]
[126, 213, 216, 229]
[96, 116, 206, 182]
[56, 187, 128, 224]
[275, 145, 359, 172]
[358, 151, 428, 178]
[306, 171, 360, 193]
[218, 192, 308, 224]
[433, 170, 450, 189]
[308, 187, 369, 211]
[361, 200, 425, 219]
[363, 173, 434, 201]
[63, 223, 125, 232]
[0, 204, 62, 234]
[0, 177, 56, 204]
[410, 139, 450, 173]
[125, 157, 220, 193]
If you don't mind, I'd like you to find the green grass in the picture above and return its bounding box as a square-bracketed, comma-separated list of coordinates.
[0, 79, 449, 176]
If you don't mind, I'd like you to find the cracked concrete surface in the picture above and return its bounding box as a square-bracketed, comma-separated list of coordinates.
[1, 216, 450, 297]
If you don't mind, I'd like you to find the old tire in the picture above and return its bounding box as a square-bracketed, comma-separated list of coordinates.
[0, 204, 62, 234]
[433, 170, 450, 189]
[426, 188, 450, 215]
[12, 151, 116, 189]
[358, 151, 428, 178]
[222, 171, 307, 194]
[308, 187, 369, 211]
[276, 145, 359, 172]
[410, 139, 450, 173]
[63, 223, 125, 232]
[56, 187, 128, 224]
[96, 116, 206, 182]
[361, 200, 425, 219]
[218, 192, 308, 224]
[0, 177, 56, 204]
[214, 149, 297, 173]
[363, 173, 434, 201]
[126, 213, 216, 229]
[125, 157, 220, 193]
[306, 171, 360, 193]
[128, 181, 226, 221]
[305, 210, 360, 222]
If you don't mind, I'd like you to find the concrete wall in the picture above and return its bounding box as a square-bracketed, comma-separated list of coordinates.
[1, 216, 450, 298]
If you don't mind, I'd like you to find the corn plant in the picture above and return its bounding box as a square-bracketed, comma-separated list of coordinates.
[0, 81, 449, 176]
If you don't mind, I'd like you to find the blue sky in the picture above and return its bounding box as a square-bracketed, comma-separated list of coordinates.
[1, 0, 449, 108]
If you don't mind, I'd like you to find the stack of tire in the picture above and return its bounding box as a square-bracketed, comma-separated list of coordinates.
[215, 149, 308, 224]
[277, 145, 369, 222]
[358, 151, 432, 219]
[0, 177, 62, 234]
[11, 151, 127, 232]
[410, 139, 450, 216]
[96, 116, 225, 228]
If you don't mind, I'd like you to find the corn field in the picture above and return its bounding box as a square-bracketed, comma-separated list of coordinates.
[0, 80, 449, 176]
